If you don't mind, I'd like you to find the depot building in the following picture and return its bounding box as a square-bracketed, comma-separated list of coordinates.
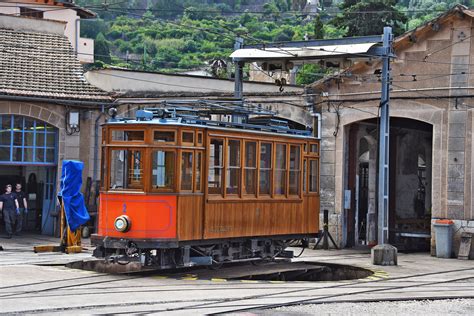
[0, 14, 111, 235]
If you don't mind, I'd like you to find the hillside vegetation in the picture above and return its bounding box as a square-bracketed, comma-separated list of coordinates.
[77, 0, 473, 84]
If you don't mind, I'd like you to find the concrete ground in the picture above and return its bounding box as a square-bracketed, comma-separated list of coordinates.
[0, 233, 473, 315]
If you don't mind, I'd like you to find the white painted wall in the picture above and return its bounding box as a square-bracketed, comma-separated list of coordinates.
[85, 69, 305, 95]
[0, 2, 93, 63]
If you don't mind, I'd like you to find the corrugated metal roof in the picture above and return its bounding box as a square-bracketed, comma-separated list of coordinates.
[230, 42, 379, 61]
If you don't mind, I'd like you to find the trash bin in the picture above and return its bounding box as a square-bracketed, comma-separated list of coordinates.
[434, 219, 454, 258]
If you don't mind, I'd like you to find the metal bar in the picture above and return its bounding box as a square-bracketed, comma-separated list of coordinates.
[377, 27, 393, 245]
[243, 35, 383, 49]
[234, 37, 244, 100]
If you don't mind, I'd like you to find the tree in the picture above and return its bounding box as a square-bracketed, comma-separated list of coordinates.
[94, 32, 111, 64]
[313, 15, 324, 39]
[331, 0, 408, 37]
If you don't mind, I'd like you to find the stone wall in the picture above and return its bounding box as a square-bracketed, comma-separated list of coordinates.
[315, 13, 474, 253]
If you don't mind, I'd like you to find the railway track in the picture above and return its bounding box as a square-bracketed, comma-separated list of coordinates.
[0, 263, 472, 315]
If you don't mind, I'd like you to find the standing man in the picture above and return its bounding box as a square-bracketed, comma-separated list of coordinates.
[0, 184, 19, 239]
[15, 183, 28, 235]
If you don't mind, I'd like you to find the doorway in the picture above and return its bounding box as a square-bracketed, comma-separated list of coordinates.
[0, 114, 58, 235]
[345, 117, 433, 250]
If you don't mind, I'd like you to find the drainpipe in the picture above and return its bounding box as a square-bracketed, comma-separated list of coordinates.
[310, 112, 321, 139]
[75, 17, 80, 54]
[93, 104, 105, 184]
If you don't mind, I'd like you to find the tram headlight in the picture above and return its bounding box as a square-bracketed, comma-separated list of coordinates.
[114, 215, 131, 232]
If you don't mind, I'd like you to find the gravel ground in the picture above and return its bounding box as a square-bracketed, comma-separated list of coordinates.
[262, 299, 474, 315]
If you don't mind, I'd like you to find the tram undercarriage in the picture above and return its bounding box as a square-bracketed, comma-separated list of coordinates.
[92, 235, 312, 269]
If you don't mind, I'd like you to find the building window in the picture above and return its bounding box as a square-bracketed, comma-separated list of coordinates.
[0, 115, 57, 164]
[180, 151, 193, 191]
[289, 145, 301, 195]
[274, 144, 287, 195]
[309, 159, 319, 193]
[109, 149, 144, 190]
[208, 138, 224, 195]
[226, 140, 241, 195]
[151, 150, 175, 190]
[20, 7, 44, 18]
[244, 141, 257, 195]
[259, 142, 272, 195]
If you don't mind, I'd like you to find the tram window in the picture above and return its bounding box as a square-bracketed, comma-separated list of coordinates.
[182, 131, 194, 144]
[154, 131, 175, 143]
[180, 151, 193, 191]
[309, 159, 319, 193]
[151, 150, 175, 190]
[111, 130, 144, 142]
[100, 147, 106, 189]
[195, 152, 202, 191]
[226, 140, 241, 195]
[259, 142, 272, 195]
[274, 144, 287, 195]
[289, 145, 301, 195]
[197, 132, 203, 145]
[309, 143, 318, 154]
[244, 141, 257, 195]
[109, 149, 144, 190]
[303, 159, 307, 193]
[209, 138, 224, 195]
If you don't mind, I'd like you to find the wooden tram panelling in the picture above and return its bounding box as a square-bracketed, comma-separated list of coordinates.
[98, 124, 320, 242]
[94, 119, 319, 268]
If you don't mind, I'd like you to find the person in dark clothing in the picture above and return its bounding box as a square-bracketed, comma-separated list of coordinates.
[15, 183, 28, 235]
[0, 184, 19, 239]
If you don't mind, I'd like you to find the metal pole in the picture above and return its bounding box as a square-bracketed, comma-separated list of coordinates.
[233, 37, 244, 123]
[233, 37, 244, 100]
[377, 26, 393, 245]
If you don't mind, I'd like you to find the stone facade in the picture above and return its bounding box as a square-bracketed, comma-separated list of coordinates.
[0, 100, 102, 186]
[312, 6, 474, 255]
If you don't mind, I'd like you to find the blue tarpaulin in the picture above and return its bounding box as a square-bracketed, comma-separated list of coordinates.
[59, 160, 90, 231]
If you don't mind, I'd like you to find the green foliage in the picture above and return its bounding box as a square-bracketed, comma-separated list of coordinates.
[331, 0, 408, 36]
[296, 64, 326, 85]
[313, 15, 324, 39]
[94, 32, 111, 64]
[78, 0, 471, 83]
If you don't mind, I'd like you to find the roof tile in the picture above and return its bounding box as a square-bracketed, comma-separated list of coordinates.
[0, 28, 111, 102]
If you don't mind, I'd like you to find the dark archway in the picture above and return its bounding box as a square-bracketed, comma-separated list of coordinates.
[344, 117, 433, 250]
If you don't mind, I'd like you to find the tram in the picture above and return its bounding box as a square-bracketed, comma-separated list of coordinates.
[91, 101, 320, 268]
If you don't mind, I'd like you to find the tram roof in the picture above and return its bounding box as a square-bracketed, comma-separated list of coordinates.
[104, 117, 318, 140]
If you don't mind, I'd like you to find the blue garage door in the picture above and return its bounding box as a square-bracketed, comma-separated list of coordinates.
[0, 115, 58, 235]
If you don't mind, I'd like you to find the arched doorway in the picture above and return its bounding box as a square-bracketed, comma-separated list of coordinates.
[344, 117, 433, 251]
[0, 115, 58, 235]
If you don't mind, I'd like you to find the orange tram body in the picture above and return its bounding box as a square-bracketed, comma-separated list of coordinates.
[92, 109, 320, 268]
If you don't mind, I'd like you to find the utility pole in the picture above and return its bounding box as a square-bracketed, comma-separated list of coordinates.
[377, 26, 393, 245]
[233, 37, 244, 100]
[233, 37, 244, 123]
